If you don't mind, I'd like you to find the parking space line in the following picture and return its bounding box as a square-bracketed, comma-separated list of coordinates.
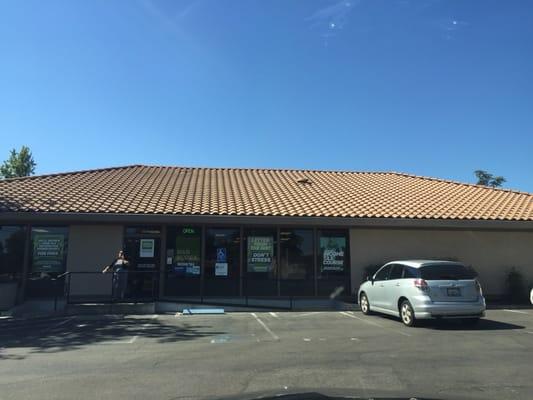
[42, 317, 75, 333]
[294, 312, 320, 317]
[339, 311, 411, 337]
[127, 314, 158, 344]
[251, 313, 279, 341]
[503, 309, 530, 315]
[269, 312, 279, 318]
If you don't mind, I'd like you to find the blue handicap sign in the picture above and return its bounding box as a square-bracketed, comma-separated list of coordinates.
[216, 248, 227, 262]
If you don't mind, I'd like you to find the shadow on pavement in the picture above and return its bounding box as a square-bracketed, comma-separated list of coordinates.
[422, 318, 525, 331]
[0, 315, 224, 359]
[215, 391, 441, 400]
[364, 314, 524, 331]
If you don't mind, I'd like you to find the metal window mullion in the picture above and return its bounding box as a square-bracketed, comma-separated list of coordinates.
[276, 226, 281, 297]
[159, 225, 167, 299]
[18, 224, 32, 304]
[200, 224, 205, 300]
[239, 225, 244, 297]
[313, 227, 318, 297]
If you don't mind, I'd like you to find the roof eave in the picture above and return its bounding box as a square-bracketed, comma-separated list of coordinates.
[1, 212, 533, 231]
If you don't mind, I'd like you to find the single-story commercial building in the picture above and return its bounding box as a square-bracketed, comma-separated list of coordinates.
[1, 165, 532, 308]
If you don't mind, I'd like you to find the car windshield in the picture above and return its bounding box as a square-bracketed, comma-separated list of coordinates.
[420, 264, 477, 280]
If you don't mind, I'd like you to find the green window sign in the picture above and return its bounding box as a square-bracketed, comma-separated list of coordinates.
[320, 236, 346, 272]
[247, 236, 273, 272]
[32, 234, 65, 273]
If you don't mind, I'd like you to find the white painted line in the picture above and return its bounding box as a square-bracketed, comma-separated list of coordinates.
[127, 314, 158, 344]
[295, 312, 320, 317]
[350, 337, 360, 341]
[269, 312, 279, 318]
[525, 331, 533, 335]
[339, 311, 382, 327]
[175, 312, 181, 317]
[303, 338, 311, 342]
[340, 311, 411, 337]
[503, 309, 530, 315]
[43, 317, 75, 333]
[251, 313, 279, 341]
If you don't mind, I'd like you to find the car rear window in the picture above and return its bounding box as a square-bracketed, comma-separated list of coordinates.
[419, 264, 477, 280]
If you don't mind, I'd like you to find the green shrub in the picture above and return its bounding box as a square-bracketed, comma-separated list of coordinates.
[506, 267, 528, 304]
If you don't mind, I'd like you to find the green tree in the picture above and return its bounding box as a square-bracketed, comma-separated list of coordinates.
[474, 170, 506, 188]
[0, 146, 37, 178]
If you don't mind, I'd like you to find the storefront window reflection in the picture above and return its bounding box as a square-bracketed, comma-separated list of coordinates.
[164, 226, 202, 297]
[27, 226, 69, 298]
[0, 225, 26, 283]
[280, 229, 314, 296]
[317, 229, 349, 297]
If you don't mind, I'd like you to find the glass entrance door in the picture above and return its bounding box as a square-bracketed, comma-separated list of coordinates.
[204, 228, 240, 297]
[164, 226, 202, 297]
[124, 226, 161, 300]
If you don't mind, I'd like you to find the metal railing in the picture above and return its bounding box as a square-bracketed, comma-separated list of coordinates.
[55, 272, 351, 311]
[60, 271, 160, 305]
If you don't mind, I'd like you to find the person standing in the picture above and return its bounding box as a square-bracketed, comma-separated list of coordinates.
[103, 250, 130, 300]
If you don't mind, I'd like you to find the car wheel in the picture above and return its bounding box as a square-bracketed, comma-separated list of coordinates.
[400, 300, 416, 327]
[360, 293, 371, 315]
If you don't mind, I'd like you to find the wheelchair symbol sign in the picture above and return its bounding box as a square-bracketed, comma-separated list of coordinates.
[216, 248, 227, 262]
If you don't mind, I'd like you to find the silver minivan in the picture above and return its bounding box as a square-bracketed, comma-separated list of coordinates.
[357, 260, 486, 326]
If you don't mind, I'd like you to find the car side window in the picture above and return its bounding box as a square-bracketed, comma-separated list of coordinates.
[402, 266, 419, 279]
[374, 265, 392, 281]
[389, 264, 403, 280]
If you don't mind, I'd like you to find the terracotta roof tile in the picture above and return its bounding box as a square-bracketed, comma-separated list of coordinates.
[0, 165, 532, 221]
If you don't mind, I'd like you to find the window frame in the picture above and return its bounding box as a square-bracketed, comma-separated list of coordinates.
[374, 264, 392, 281]
[388, 263, 404, 280]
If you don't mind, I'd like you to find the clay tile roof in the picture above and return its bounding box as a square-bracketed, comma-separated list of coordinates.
[0, 165, 532, 221]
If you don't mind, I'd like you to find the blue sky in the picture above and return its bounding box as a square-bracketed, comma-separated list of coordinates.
[1, 0, 532, 192]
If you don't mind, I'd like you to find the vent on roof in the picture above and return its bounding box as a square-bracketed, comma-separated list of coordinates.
[296, 177, 312, 185]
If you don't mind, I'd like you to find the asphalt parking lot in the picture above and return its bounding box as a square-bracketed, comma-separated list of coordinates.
[1, 309, 533, 400]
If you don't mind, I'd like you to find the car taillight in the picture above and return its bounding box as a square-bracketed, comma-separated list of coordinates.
[414, 278, 429, 292]
[475, 279, 483, 295]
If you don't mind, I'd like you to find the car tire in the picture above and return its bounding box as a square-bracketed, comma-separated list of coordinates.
[400, 300, 416, 327]
[360, 293, 371, 315]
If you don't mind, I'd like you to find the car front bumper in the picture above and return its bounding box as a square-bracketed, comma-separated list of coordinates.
[414, 297, 486, 319]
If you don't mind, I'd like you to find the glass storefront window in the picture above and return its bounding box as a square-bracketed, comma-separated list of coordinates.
[27, 226, 69, 298]
[280, 229, 314, 296]
[205, 228, 240, 296]
[124, 226, 161, 300]
[317, 229, 350, 297]
[0, 226, 26, 283]
[244, 228, 277, 296]
[164, 226, 202, 297]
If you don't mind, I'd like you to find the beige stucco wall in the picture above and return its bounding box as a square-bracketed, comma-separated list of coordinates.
[349, 228, 533, 296]
[66, 225, 123, 297]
